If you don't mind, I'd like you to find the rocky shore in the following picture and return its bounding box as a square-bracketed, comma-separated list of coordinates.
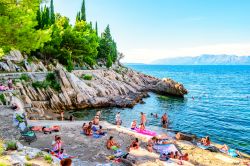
[1, 107, 250, 166]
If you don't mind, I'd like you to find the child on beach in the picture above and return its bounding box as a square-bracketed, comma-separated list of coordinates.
[85, 121, 93, 136]
[115, 112, 122, 126]
[130, 120, 137, 130]
[52, 135, 64, 154]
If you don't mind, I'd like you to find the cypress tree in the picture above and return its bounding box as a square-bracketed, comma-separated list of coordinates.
[80, 0, 86, 21]
[76, 12, 81, 22]
[50, 0, 55, 24]
[89, 21, 92, 29]
[95, 21, 98, 36]
[36, 7, 41, 29]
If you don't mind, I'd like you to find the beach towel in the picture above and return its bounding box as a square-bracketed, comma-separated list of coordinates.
[153, 144, 179, 154]
[134, 128, 157, 136]
[220, 149, 239, 157]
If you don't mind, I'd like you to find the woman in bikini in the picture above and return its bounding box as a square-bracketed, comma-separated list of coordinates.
[129, 138, 140, 151]
[131, 120, 137, 130]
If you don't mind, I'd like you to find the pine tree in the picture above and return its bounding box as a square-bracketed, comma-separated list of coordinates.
[76, 12, 81, 22]
[50, 0, 55, 24]
[36, 7, 42, 29]
[95, 21, 98, 36]
[80, 0, 86, 21]
[89, 21, 92, 29]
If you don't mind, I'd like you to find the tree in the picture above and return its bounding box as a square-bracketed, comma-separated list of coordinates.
[0, 0, 51, 53]
[50, 0, 55, 24]
[80, 0, 86, 21]
[95, 21, 98, 36]
[36, 7, 42, 29]
[76, 11, 81, 22]
[97, 25, 118, 65]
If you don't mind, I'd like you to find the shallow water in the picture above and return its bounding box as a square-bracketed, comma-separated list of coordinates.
[71, 65, 250, 154]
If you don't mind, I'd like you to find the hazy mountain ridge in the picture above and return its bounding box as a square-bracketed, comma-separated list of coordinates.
[152, 54, 250, 65]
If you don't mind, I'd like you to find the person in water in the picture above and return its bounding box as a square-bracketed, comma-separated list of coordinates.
[161, 113, 168, 128]
[115, 112, 122, 126]
[147, 136, 157, 152]
[139, 123, 145, 130]
[131, 120, 137, 130]
[52, 135, 64, 154]
[154, 113, 158, 118]
[201, 136, 211, 146]
[93, 115, 99, 125]
[85, 122, 93, 136]
[140, 112, 147, 126]
[106, 136, 120, 150]
[129, 138, 140, 151]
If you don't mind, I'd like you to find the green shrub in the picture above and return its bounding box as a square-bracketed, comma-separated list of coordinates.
[82, 74, 92, 80]
[35, 151, 44, 158]
[44, 154, 52, 163]
[24, 163, 32, 166]
[46, 73, 56, 82]
[25, 155, 31, 161]
[0, 94, 5, 105]
[5, 141, 16, 150]
[0, 139, 4, 156]
[32, 81, 49, 89]
[32, 73, 61, 92]
[19, 74, 30, 82]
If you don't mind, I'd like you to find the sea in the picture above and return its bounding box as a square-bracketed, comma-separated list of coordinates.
[72, 65, 250, 154]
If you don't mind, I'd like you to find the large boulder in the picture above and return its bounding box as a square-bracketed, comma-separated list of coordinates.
[3, 50, 24, 63]
[0, 62, 10, 71]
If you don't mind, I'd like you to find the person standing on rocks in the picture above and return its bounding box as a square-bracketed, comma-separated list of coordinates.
[61, 111, 64, 121]
[140, 112, 147, 126]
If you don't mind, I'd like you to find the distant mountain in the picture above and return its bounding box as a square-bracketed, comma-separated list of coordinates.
[152, 54, 250, 65]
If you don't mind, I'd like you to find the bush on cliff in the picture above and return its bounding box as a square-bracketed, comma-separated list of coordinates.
[82, 74, 92, 80]
[32, 73, 61, 91]
[5, 141, 17, 151]
[20, 74, 31, 82]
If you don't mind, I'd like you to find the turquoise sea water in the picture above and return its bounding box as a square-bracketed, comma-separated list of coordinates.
[73, 65, 250, 154]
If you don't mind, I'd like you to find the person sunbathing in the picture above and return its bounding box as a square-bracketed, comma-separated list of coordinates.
[106, 136, 120, 150]
[0, 84, 8, 91]
[131, 120, 137, 130]
[201, 136, 211, 146]
[220, 144, 229, 152]
[129, 138, 139, 151]
[85, 122, 93, 136]
[139, 123, 145, 130]
[96, 125, 105, 135]
[147, 136, 157, 152]
[179, 153, 189, 161]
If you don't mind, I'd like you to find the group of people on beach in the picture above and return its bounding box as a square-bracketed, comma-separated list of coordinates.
[0, 78, 13, 91]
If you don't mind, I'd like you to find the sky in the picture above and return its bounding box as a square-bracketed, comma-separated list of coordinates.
[53, 0, 250, 63]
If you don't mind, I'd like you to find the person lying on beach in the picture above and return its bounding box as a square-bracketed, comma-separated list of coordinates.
[128, 138, 140, 151]
[130, 120, 137, 130]
[96, 125, 105, 135]
[93, 115, 99, 125]
[219, 144, 240, 157]
[139, 123, 145, 130]
[85, 122, 93, 136]
[52, 135, 64, 154]
[0, 84, 9, 91]
[179, 153, 189, 161]
[147, 136, 157, 152]
[106, 136, 120, 150]
[201, 136, 211, 146]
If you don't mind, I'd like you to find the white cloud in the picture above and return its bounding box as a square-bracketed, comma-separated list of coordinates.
[122, 43, 250, 63]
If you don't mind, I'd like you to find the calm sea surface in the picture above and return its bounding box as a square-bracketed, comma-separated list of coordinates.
[72, 65, 250, 154]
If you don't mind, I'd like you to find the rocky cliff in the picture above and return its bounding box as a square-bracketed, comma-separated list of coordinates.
[0, 50, 187, 119]
[14, 67, 187, 119]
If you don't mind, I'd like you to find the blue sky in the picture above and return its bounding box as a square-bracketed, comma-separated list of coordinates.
[53, 0, 250, 63]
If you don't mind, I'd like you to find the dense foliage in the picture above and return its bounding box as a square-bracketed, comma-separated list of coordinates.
[0, 0, 119, 69]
